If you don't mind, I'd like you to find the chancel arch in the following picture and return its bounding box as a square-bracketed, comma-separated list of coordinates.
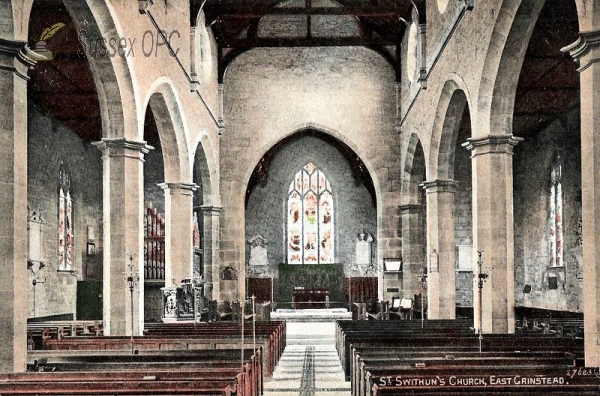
[245, 129, 377, 308]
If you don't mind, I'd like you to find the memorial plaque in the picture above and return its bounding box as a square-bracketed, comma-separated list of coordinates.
[248, 234, 269, 266]
[355, 231, 373, 265]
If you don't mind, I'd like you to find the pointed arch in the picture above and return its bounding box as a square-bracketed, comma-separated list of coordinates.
[476, 0, 545, 136]
[430, 76, 471, 180]
[144, 78, 191, 183]
[242, 122, 381, 210]
[401, 131, 427, 205]
[60, 0, 139, 140]
[192, 133, 217, 206]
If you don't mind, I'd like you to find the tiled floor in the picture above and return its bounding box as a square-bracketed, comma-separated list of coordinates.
[264, 321, 351, 396]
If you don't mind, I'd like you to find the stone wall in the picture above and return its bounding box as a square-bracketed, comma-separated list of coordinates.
[513, 108, 582, 312]
[27, 105, 103, 319]
[454, 125, 473, 307]
[221, 45, 399, 301]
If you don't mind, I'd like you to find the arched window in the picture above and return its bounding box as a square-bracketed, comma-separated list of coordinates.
[58, 162, 73, 271]
[549, 152, 563, 267]
[287, 162, 334, 264]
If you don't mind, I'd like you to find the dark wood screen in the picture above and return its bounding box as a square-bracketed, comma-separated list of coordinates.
[247, 278, 272, 303]
[344, 277, 378, 303]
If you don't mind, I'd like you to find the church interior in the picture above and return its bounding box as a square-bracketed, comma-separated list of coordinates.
[2, 0, 600, 394]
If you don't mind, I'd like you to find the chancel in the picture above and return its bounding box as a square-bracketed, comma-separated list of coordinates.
[1, 0, 600, 395]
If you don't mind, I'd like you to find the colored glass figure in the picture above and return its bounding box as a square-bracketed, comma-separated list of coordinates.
[549, 153, 563, 267]
[58, 162, 73, 271]
[287, 162, 334, 264]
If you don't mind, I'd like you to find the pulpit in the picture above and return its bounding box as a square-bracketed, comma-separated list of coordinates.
[292, 287, 329, 309]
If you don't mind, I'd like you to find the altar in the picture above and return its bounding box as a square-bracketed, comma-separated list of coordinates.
[292, 287, 329, 309]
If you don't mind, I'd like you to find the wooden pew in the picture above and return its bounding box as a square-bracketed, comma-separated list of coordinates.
[336, 319, 592, 396]
[43, 321, 285, 376]
[24, 349, 262, 396]
[351, 348, 583, 396]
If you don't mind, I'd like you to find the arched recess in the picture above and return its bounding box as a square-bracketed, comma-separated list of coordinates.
[245, 128, 377, 306]
[430, 79, 475, 316]
[510, 0, 580, 313]
[142, 80, 194, 321]
[401, 132, 428, 206]
[193, 136, 215, 207]
[242, 122, 382, 209]
[57, 0, 139, 140]
[474, 0, 581, 334]
[191, 134, 218, 299]
[476, 0, 545, 136]
[430, 78, 470, 180]
[145, 79, 191, 184]
[400, 132, 427, 308]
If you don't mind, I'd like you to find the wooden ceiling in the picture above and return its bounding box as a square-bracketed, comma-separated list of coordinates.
[198, 0, 423, 80]
[200, 0, 422, 45]
[513, 0, 580, 137]
[26, 0, 579, 145]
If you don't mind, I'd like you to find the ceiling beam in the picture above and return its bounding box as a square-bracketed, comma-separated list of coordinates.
[216, 7, 406, 18]
[221, 35, 398, 48]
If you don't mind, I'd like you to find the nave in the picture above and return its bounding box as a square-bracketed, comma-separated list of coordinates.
[264, 321, 351, 396]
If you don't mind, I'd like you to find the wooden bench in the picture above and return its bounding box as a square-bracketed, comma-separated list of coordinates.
[23, 349, 262, 396]
[27, 320, 103, 350]
[43, 322, 284, 376]
[336, 318, 593, 396]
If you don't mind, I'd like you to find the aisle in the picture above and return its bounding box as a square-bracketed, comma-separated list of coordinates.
[264, 322, 351, 396]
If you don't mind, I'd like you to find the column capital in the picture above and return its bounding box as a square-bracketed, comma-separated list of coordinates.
[199, 205, 223, 215]
[420, 179, 458, 193]
[0, 39, 37, 80]
[399, 203, 423, 214]
[462, 134, 523, 157]
[158, 182, 198, 195]
[93, 138, 154, 160]
[561, 30, 600, 72]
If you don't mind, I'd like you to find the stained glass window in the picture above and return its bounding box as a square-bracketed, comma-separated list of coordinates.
[287, 162, 334, 264]
[58, 162, 73, 271]
[549, 153, 563, 267]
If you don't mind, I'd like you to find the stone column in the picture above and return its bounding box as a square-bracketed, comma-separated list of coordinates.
[463, 135, 522, 334]
[160, 183, 197, 285]
[94, 138, 151, 336]
[0, 40, 34, 373]
[400, 204, 425, 299]
[563, 30, 600, 366]
[421, 180, 457, 319]
[200, 206, 222, 300]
